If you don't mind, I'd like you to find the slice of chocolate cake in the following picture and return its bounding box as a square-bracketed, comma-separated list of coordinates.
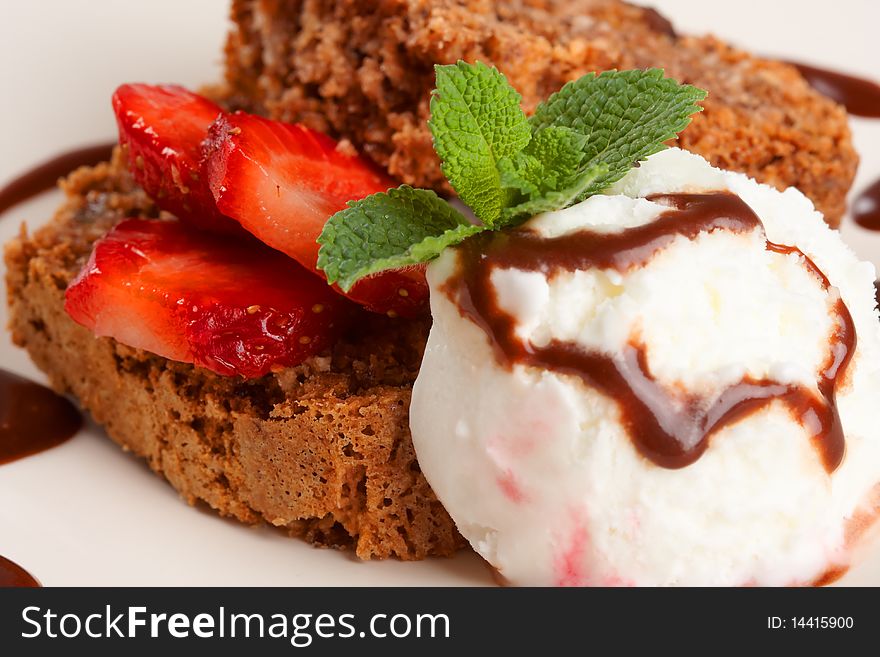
[223, 0, 857, 225]
[4, 151, 463, 560]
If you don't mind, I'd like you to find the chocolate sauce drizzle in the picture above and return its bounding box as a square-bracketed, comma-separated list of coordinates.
[0, 556, 40, 588]
[640, 6, 677, 39]
[0, 370, 81, 589]
[0, 369, 82, 466]
[446, 192, 854, 471]
[0, 147, 108, 589]
[0, 146, 101, 461]
[0, 142, 115, 217]
[789, 62, 880, 119]
[784, 62, 880, 234]
[853, 178, 880, 232]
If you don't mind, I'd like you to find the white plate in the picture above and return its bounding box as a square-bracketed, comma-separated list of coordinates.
[1, 0, 878, 586]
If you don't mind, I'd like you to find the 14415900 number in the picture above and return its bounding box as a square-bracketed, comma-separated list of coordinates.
[768, 617, 854, 630]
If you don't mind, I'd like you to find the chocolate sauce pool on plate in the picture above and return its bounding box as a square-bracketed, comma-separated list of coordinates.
[640, 6, 677, 39]
[0, 343, 82, 593]
[853, 179, 880, 231]
[0, 146, 101, 457]
[789, 62, 880, 233]
[445, 192, 854, 472]
[0, 146, 103, 590]
[0, 556, 40, 588]
[790, 62, 880, 119]
[0, 146, 91, 463]
[0, 369, 81, 465]
[0, 143, 115, 216]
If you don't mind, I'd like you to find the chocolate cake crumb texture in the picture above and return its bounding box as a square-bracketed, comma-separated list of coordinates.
[223, 0, 857, 225]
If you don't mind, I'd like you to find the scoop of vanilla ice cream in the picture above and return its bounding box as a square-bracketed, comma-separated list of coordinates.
[410, 148, 880, 586]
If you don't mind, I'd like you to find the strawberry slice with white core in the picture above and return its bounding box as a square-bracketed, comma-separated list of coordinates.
[205, 112, 429, 317]
[112, 83, 243, 235]
[65, 219, 355, 378]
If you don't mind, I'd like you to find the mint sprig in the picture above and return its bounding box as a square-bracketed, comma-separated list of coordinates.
[318, 64, 706, 292]
[316, 186, 481, 292]
[498, 126, 608, 221]
[429, 61, 531, 226]
[530, 69, 708, 197]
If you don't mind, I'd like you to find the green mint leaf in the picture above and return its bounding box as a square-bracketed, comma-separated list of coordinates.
[498, 126, 603, 224]
[501, 162, 608, 223]
[531, 68, 707, 196]
[429, 61, 531, 226]
[316, 186, 483, 292]
[518, 126, 589, 192]
[498, 126, 588, 199]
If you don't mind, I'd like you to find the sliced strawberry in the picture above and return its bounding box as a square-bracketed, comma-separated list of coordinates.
[112, 84, 243, 235]
[65, 219, 355, 378]
[204, 112, 429, 317]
